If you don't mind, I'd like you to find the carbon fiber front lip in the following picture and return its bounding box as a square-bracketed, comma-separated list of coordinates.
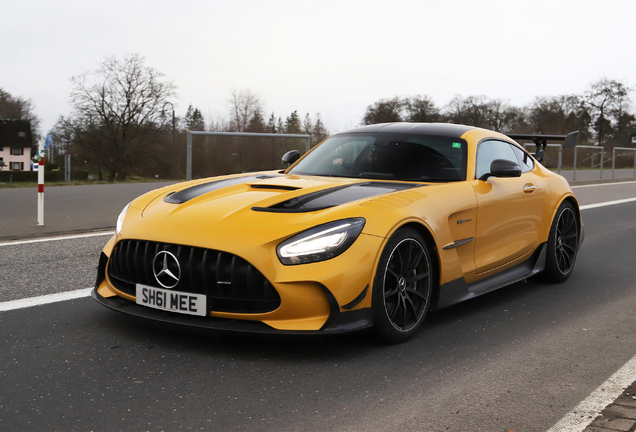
[91, 288, 372, 335]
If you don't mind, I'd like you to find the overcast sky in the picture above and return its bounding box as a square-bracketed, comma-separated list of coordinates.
[2, 0, 635, 134]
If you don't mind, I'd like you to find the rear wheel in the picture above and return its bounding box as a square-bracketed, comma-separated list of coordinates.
[373, 228, 433, 343]
[544, 201, 579, 282]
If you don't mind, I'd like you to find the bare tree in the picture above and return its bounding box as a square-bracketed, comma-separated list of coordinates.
[56, 54, 177, 181]
[228, 89, 263, 132]
[443, 95, 490, 128]
[362, 97, 403, 125]
[444, 94, 468, 124]
[405, 95, 440, 123]
[584, 77, 632, 146]
[484, 99, 526, 133]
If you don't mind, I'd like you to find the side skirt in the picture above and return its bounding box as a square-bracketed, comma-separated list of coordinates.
[433, 243, 547, 310]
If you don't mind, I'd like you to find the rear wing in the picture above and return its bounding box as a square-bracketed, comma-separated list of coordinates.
[506, 131, 579, 162]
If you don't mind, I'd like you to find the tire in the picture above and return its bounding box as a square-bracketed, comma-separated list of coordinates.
[544, 201, 579, 283]
[372, 227, 434, 343]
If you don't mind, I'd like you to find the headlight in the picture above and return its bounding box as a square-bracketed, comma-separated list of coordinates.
[116, 202, 131, 236]
[277, 218, 365, 265]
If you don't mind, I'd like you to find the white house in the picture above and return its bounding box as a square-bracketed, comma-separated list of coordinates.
[0, 119, 32, 171]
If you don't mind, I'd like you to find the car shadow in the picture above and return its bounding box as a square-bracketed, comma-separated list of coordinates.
[90, 258, 603, 364]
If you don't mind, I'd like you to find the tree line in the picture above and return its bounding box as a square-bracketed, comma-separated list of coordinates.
[3, 54, 635, 181]
[362, 78, 635, 148]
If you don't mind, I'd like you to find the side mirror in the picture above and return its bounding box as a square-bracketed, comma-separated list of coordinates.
[282, 150, 301, 167]
[479, 159, 522, 181]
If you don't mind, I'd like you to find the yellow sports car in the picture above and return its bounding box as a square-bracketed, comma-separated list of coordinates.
[93, 123, 583, 342]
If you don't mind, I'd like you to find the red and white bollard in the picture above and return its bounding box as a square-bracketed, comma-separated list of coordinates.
[37, 139, 45, 226]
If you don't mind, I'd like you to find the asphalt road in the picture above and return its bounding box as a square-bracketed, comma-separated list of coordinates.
[0, 182, 175, 240]
[1, 183, 636, 431]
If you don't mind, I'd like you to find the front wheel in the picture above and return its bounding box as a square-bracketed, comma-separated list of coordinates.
[544, 201, 579, 282]
[372, 228, 434, 343]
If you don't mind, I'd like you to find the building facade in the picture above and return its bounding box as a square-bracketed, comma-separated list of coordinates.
[0, 119, 33, 171]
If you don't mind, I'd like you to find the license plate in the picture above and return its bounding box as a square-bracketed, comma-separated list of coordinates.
[136, 284, 207, 317]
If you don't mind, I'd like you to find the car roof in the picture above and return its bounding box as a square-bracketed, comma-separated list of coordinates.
[339, 122, 476, 138]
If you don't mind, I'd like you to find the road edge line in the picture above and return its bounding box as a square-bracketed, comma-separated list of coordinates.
[580, 197, 636, 210]
[547, 354, 636, 432]
[572, 180, 636, 189]
[0, 288, 93, 312]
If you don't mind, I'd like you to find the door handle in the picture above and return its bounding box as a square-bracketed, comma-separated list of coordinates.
[523, 183, 536, 193]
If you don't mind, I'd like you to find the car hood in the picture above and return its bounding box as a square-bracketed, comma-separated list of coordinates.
[142, 171, 424, 220]
[126, 171, 427, 251]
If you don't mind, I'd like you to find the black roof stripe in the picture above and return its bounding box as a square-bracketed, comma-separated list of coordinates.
[340, 122, 475, 138]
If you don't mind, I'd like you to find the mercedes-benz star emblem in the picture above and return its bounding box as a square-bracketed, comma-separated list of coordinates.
[153, 251, 181, 289]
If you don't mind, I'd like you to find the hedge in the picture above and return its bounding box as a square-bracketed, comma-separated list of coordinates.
[0, 170, 89, 182]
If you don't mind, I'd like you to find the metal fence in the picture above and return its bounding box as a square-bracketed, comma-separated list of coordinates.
[183, 132, 635, 182]
[185, 131, 311, 181]
[523, 143, 636, 180]
[612, 147, 636, 179]
[523, 143, 563, 174]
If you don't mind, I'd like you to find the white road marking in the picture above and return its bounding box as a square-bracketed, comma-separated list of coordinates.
[580, 197, 636, 210]
[0, 288, 92, 312]
[547, 354, 636, 432]
[0, 231, 114, 247]
[572, 180, 636, 189]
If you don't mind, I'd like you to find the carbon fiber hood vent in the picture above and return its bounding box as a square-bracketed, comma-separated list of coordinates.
[252, 181, 425, 213]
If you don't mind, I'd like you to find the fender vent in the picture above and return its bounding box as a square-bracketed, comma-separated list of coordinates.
[250, 184, 300, 191]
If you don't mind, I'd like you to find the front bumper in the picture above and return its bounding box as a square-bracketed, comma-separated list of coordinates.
[93, 226, 382, 334]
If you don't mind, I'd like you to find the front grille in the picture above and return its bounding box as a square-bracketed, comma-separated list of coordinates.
[107, 240, 281, 314]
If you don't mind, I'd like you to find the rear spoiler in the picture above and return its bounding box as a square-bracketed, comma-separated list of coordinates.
[506, 131, 579, 162]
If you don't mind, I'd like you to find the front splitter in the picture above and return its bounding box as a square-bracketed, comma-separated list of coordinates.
[91, 288, 373, 335]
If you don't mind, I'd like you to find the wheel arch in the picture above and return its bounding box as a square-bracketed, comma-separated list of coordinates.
[393, 221, 443, 309]
[554, 194, 582, 235]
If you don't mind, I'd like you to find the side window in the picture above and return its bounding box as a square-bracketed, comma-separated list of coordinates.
[475, 140, 518, 179]
[510, 144, 534, 172]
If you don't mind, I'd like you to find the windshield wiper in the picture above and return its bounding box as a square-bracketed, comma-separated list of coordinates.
[358, 172, 394, 179]
[401, 176, 461, 183]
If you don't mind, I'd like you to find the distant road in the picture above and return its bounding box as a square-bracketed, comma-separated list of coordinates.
[0, 182, 175, 240]
[556, 167, 636, 182]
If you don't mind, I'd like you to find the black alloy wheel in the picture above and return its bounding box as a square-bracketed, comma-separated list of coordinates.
[373, 227, 433, 343]
[544, 201, 579, 282]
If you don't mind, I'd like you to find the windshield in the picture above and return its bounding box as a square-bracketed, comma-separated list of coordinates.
[288, 132, 467, 182]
